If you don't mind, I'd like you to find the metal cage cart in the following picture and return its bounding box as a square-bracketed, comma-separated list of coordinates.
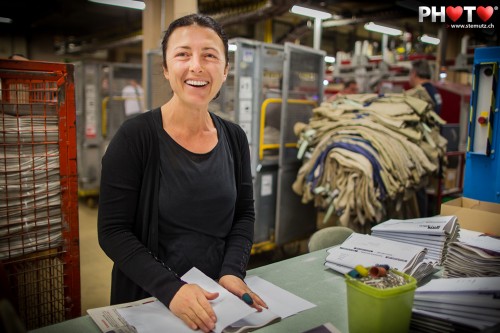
[0, 59, 80, 330]
[210, 39, 325, 252]
[74, 61, 143, 206]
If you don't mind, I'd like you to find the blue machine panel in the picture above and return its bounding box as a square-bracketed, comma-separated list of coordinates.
[463, 46, 500, 203]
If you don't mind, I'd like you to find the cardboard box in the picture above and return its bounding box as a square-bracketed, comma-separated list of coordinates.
[441, 197, 500, 236]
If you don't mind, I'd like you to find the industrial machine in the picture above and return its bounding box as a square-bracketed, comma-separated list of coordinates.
[210, 39, 325, 251]
[463, 46, 500, 203]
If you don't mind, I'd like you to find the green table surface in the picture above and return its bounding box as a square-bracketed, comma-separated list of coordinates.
[29, 249, 352, 333]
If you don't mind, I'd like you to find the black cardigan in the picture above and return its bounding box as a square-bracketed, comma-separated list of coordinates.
[98, 108, 255, 307]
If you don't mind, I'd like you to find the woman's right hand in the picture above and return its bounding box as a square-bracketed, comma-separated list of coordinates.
[169, 284, 219, 332]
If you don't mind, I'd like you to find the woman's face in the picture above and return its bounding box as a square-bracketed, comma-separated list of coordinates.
[164, 25, 228, 107]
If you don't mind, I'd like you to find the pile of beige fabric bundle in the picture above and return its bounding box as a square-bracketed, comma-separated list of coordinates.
[292, 87, 447, 232]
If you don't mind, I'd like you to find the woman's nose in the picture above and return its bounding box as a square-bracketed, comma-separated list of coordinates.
[189, 57, 203, 72]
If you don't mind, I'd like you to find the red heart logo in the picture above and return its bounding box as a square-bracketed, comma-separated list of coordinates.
[477, 6, 494, 22]
[446, 6, 463, 22]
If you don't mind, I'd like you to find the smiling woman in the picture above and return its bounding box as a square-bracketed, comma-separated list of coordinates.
[97, 13, 264, 333]
[162, 24, 228, 110]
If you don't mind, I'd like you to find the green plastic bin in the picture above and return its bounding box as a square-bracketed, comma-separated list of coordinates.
[345, 270, 417, 333]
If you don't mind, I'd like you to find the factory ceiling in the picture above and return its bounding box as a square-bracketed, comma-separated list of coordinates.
[1, 0, 498, 57]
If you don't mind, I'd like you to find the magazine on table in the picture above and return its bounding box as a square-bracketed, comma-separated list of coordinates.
[370, 215, 458, 235]
[411, 276, 500, 332]
[325, 232, 436, 280]
[87, 267, 316, 333]
[370, 215, 459, 264]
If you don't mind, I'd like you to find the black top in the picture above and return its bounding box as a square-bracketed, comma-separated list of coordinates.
[155, 110, 237, 280]
[98, 108, 255, 308]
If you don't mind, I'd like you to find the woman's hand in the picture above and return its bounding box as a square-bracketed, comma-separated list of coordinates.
[169, 284, 219, 332]
[218, 275, 268, 311]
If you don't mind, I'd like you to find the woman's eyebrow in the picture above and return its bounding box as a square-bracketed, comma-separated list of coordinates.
[172, 46, 221, 54]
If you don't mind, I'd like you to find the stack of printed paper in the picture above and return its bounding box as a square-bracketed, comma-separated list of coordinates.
[0, 113, 62, 260]
[442, 229, 500, 278]
[411, 277, 500, 332]
[324, 233, 435, 281]
[370, 215, 459, 264]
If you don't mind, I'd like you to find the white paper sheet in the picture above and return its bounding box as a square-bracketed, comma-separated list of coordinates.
[244, 275, 316, 319]
[416, 276, 500, 293]
[116, 267, 316, 333]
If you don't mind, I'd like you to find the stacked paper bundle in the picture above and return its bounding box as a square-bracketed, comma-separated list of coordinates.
[443, 229, 500, 278]
[324, 233, 436, 281]
[411, 277, 500, 333]
[370, 215, 459, 264]
[0, 112, 63, 260]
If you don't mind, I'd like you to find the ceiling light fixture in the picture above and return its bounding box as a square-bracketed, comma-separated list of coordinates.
[89, 0, 145, 10]
[290, 5, 332, 50]
[0, 17, 13, 24]
[364, 22, 402, 36]
[420, 34, 440, 45]
[290, 5, 332, 20]
[322, 18, 362, 28]
[324, 56, 335, 63]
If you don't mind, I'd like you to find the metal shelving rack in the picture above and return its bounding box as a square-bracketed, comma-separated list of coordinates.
[0, 59, 80, 330]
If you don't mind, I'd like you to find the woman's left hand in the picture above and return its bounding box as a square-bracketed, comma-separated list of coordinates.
[219, 275, 268, 311]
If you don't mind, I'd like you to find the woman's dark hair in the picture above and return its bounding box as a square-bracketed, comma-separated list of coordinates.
[161, 14, 228, 69]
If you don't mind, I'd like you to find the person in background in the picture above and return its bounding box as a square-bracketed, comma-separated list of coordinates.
[98, 13, 266, 333]
[327, 79, 359, 101]
[340, 80, 359, 94]
[409, 59, 442, 115]
[409, 59, 443, 218]
[121, 78, 144, 118]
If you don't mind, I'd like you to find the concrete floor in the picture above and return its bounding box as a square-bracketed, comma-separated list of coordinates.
[78, 204, 112, 315]
[77, 203, 307, 315]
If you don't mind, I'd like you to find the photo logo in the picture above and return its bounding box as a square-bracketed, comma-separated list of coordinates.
[477, 6, 494, 21]
[419, 5, 496, 23]
[445, 7, 463, 22]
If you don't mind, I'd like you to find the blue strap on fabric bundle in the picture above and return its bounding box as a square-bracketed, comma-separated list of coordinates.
[306, 138, 387, 199]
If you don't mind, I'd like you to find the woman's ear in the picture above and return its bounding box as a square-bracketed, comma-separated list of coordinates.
[223, 63, 230, 82]
[163, 66, 169, 80]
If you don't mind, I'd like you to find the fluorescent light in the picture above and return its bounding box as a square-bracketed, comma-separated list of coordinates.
[290, 5, 332, 20]
[0, 17, 13, 24]
[364, 22, 402, 36]
[322, 18, 362, 28]
[228, 44, 237, 52]
[420, 34, 440, 45]
[89, 0, 145, 10]
[323, 79, 329, 86]
[324, 56, 335, 63]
